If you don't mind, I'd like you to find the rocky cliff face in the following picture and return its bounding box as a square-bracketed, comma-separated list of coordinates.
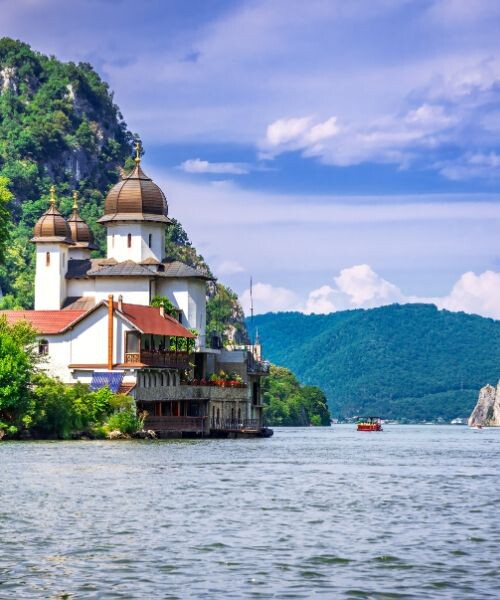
[468, 383, 500, 426]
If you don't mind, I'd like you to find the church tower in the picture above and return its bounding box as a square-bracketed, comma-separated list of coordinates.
[67, 191, 97, 260]
[97, 144, 170, 263]
[31, 186, 74, 310]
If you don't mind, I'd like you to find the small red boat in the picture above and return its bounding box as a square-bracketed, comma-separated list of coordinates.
[357, 417, 383, 431]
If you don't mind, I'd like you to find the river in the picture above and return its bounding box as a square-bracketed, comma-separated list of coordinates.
[1, 425, 499, 599]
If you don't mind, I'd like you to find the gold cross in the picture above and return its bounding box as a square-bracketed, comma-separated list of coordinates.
[49, 185, 56, 207]
[135, 141, 141, 163]
[72, 191, 79, 210]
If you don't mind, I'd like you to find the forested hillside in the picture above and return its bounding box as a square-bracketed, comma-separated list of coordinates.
[0, 38, 134, 306]
[250, 304, 500, 421]
[0, 38, 247, 343]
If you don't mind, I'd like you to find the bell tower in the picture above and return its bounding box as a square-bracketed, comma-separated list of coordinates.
[31, 186, 74, 310]
[97, 143, 170, 263]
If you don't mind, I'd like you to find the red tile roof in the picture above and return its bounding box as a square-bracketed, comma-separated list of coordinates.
[0, 310, 86, 334]
[115, 303, 195, 338]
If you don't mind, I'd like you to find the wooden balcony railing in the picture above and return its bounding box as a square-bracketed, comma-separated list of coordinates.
[124, 351, 190, 369]
[144, 416, 206, 432]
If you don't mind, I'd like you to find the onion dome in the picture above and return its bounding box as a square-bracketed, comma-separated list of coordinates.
[67, 192, 97, 249]
[31, 186, 73, 244]
[98, 143, 170, 224]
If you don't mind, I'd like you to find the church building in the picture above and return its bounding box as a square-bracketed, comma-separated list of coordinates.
[1, 149, 269, 437]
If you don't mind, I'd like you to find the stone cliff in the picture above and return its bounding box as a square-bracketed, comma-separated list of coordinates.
[468, 382, 500, 426]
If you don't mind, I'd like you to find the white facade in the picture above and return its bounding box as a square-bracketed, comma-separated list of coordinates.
[105, 222, 165, 262]
[34, 242, 70, 310]
[157, 278, 207, 346]
[37, 304, 135, 383]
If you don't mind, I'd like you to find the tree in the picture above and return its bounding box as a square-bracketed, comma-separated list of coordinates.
[0, 316, 38, 434]
[150, 295, 178, 318]
[0, 176, 13, 265]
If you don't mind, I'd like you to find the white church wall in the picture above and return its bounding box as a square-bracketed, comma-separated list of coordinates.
[39, 305, 136, 384]
[157, 278, 207, 347]
[92, 278, 151, 305]
[106, 222, 165, 263]
[34, 242, 69, 310]
[67, 277, 95, 299]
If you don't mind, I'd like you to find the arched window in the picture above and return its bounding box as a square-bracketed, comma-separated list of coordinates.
[148, 233, 152, 248]
[45, 252, 50, 266]
[127, 233, 132, 248]
[38, 339, 49, 355]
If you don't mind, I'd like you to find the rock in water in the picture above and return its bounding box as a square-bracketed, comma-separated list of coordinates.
[468, 383, 500, 427]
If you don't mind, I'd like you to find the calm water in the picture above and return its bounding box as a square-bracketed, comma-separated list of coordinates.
[1, 426, 499, 599]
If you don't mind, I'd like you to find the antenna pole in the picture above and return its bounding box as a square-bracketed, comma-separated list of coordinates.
[250, 276, 254, 344]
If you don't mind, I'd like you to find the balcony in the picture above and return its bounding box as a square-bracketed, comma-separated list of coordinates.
[136, 384, 249, 402]
[124, 350, 190, 369]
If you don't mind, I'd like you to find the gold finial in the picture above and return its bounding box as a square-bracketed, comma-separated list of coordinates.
[135, 141, 141, 164]
[49, 185, 56, 207]
[72, 191, 79, 211]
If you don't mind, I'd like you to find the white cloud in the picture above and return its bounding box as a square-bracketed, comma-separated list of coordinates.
[435, 270, 500, 319]
[303, 265, 500, 320]
[240, 282, 299, 315]
[179, 158, 249, 175]
[437, 152, 500, 180]
[239, 266, 500, 319]
[216, 260, 246, 276]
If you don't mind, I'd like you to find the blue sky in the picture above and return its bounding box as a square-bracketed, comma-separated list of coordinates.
[3, 0, 500, 316]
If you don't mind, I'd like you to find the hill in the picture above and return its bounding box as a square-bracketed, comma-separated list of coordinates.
[0, 38, 247, 343]
[250, 304, 500, 421]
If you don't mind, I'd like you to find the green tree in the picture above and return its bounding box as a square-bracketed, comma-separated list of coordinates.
[0, 176, 13, 264]
[0, 316, 38, 434]
[261, 365, 331, 426]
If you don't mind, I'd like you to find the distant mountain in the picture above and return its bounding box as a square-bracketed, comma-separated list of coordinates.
[249, 304, 500, 421]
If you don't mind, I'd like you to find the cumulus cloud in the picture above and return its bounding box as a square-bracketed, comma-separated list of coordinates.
[303, 265, 500, 320]
[179, 158, 249, 175]
[436, 270, 500, 319]
[304, 265, 404, 313]
[240, 265, 500, 319]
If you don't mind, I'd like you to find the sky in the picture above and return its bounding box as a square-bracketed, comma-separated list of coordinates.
[3, 0, 500, 317]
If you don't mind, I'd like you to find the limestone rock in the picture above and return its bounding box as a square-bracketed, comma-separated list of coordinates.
[132, 429, 157, 439]
[106, 430, 131, 440]
[468, 382, 500, 427]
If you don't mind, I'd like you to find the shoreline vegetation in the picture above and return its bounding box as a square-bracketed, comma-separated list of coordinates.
[0, 316, 331, 440]
[0, 317, 142, 440]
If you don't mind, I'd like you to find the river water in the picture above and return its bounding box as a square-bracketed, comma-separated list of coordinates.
[1, 426, 499, 599]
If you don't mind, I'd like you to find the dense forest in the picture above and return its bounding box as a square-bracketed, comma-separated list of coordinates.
[251, 304, 500, 422]
[262, 365, 331, 426]
[0, 38, 246, 343]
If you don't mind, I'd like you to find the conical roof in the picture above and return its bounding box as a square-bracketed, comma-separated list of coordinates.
[31, 187, 73, 244]
[98, 150, 170, 224]
[67, 192, 97, 249]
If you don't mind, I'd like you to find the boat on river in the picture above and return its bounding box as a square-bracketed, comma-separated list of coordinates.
[357, 417, 383, 431]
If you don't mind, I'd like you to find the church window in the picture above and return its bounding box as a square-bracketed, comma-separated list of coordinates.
[38, 339, 49, 355]
[127, 233, 132, 248]
[45, 252, 50, 266]
[148, 233, 152, 248]
[112, 234, 115, 248]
